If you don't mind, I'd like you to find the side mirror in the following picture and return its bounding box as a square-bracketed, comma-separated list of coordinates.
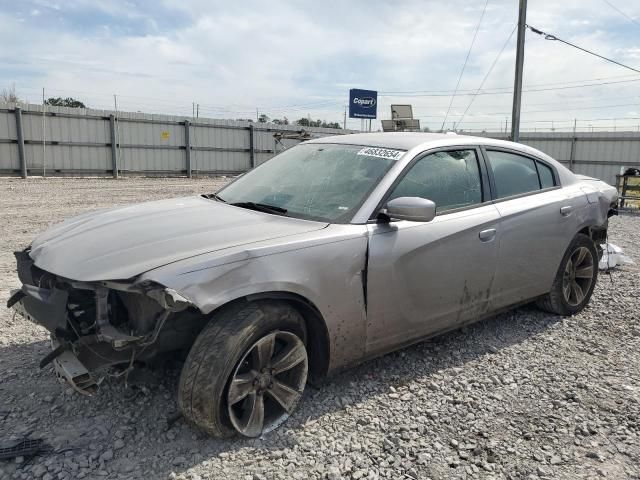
[383, 197, 436, 222]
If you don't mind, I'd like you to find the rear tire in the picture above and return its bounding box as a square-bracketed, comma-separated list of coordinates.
[178, 301, 308, 438]
[536, 233, 598, 316]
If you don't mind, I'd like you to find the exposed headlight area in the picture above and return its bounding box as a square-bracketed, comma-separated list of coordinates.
[7, 248, 196, 395]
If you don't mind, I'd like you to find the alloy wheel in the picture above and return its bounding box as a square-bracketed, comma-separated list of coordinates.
[562, 246, 594, 307]
[227, 330, 308, 437]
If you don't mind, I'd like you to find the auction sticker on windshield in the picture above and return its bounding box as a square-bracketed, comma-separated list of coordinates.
[357, 147, 405, 160]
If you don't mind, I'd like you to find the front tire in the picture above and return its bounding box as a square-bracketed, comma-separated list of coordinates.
[178, 301, 308, 438]
[536, 233, 598, 316]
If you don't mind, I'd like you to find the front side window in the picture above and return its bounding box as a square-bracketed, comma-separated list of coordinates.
[217, 143, 399, 222]
[486, 150, 541, 199]
[388, 149, 483, 213]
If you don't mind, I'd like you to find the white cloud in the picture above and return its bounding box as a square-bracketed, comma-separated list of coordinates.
[1, 0, 639, 131]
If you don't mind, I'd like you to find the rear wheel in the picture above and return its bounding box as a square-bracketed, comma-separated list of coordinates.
[536, 233, 598, 316]
[178, 301, 308, 438]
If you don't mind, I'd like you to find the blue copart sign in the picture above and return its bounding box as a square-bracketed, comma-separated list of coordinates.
[349, 89, 377, 119]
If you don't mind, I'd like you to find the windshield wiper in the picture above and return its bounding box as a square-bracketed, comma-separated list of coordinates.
[230, 201, 288, 216]
[203, 193, 227, 202]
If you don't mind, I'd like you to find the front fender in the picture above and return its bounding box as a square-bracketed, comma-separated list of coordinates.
[140, 230, 369, 373]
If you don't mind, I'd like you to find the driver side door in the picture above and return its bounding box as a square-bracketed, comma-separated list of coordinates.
[365, 147, 501, 355]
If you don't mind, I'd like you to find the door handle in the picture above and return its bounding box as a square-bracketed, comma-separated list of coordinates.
[479, 228, 496, 242]
[560, 206, 573, 216]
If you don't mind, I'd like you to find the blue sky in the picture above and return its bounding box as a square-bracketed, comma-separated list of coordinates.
[1, 0, 639, 131]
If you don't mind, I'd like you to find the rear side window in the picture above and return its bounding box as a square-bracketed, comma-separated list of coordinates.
[388, 149, 482, 213]
[537, 161, 555, 189]
[486, 150, 540, 199]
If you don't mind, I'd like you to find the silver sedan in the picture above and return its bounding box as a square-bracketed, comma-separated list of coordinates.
[8, 132, 617, 437]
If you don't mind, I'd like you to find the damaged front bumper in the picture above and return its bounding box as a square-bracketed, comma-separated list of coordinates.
[49, 338, 99, 395]
[8, 291, 98, 395]
[7, 249, 192, 395]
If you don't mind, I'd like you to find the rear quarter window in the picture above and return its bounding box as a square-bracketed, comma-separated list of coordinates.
[537, 161, 556, 189]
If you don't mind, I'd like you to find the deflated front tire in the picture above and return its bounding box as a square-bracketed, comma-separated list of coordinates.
[178, 300, 308, 438]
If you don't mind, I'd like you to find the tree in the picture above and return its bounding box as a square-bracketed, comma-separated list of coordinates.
[295, 118, 341, 129]
[0, 84, 20, 103]
[272, 117, 289, 125]
[258, 113, 270, 123]
[45, 97, 86, 108]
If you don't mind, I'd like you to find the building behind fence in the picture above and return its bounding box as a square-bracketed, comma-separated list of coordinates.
[1, 102, 639, 185]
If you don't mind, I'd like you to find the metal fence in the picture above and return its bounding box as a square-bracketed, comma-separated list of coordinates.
[467, 131, 640, 185]
[2, 102, 639, 185]
[0, 103, 354, 178]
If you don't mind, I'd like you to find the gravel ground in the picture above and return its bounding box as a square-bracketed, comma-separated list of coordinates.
[0, 177, 639, 480]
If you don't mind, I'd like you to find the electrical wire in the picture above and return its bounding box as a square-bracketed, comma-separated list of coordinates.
[401, 93, 640, 111]
[380, 72, 640, 95]
[457, 24, 517, 127]
[380, 77, 640, 97]
[17, 72, 640, 117]
[412, 101, 640, 119]
[527, 25, 640, 74]
[441, 0, 489, 130]
[601, 0, 640, 29]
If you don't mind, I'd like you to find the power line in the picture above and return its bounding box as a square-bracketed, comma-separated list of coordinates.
[402, 92, 640, 110]
[441, 0, 489, 130]
[457, 24, 517, 127]
[18, 72, 640, 113]
[419, 116, 640, 125]
[379, 73, 640, 95]
[380, 77, 640, 97]
[601, 0, 640, 28]
[411, 100, 640, 119]
[527, 25, 640, 74]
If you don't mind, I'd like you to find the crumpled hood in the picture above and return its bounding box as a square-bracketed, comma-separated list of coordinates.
[29, 196, 327, 281]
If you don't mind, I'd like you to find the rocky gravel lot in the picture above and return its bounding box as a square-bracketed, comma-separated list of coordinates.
[1, 177, 639, 480]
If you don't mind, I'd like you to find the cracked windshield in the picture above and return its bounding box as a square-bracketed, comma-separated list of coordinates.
[218, 143, 401, 222]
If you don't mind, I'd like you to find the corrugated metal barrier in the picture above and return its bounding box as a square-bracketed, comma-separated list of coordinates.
[0, 103, 354, 178]
[469, 131, 640, 185]
[2, 102, 639, 185]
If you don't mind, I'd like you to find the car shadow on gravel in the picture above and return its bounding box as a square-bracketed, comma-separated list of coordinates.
[1, 304, 564, 478]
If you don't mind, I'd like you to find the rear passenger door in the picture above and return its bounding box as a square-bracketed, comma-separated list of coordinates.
[483, 148, 584, 310]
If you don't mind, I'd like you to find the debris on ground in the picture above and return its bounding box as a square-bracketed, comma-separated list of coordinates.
[599, 242, 634, 270]
[0, 438, 49, 461]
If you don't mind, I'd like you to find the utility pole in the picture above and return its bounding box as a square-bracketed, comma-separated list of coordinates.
[343, 106, 347, 129]
[510, 0, 527, 142]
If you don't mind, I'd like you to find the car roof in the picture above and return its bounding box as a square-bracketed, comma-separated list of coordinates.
[306, 132, 455, 150]
[306, 131, 577, 187]
[306, 131, 535, 154]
